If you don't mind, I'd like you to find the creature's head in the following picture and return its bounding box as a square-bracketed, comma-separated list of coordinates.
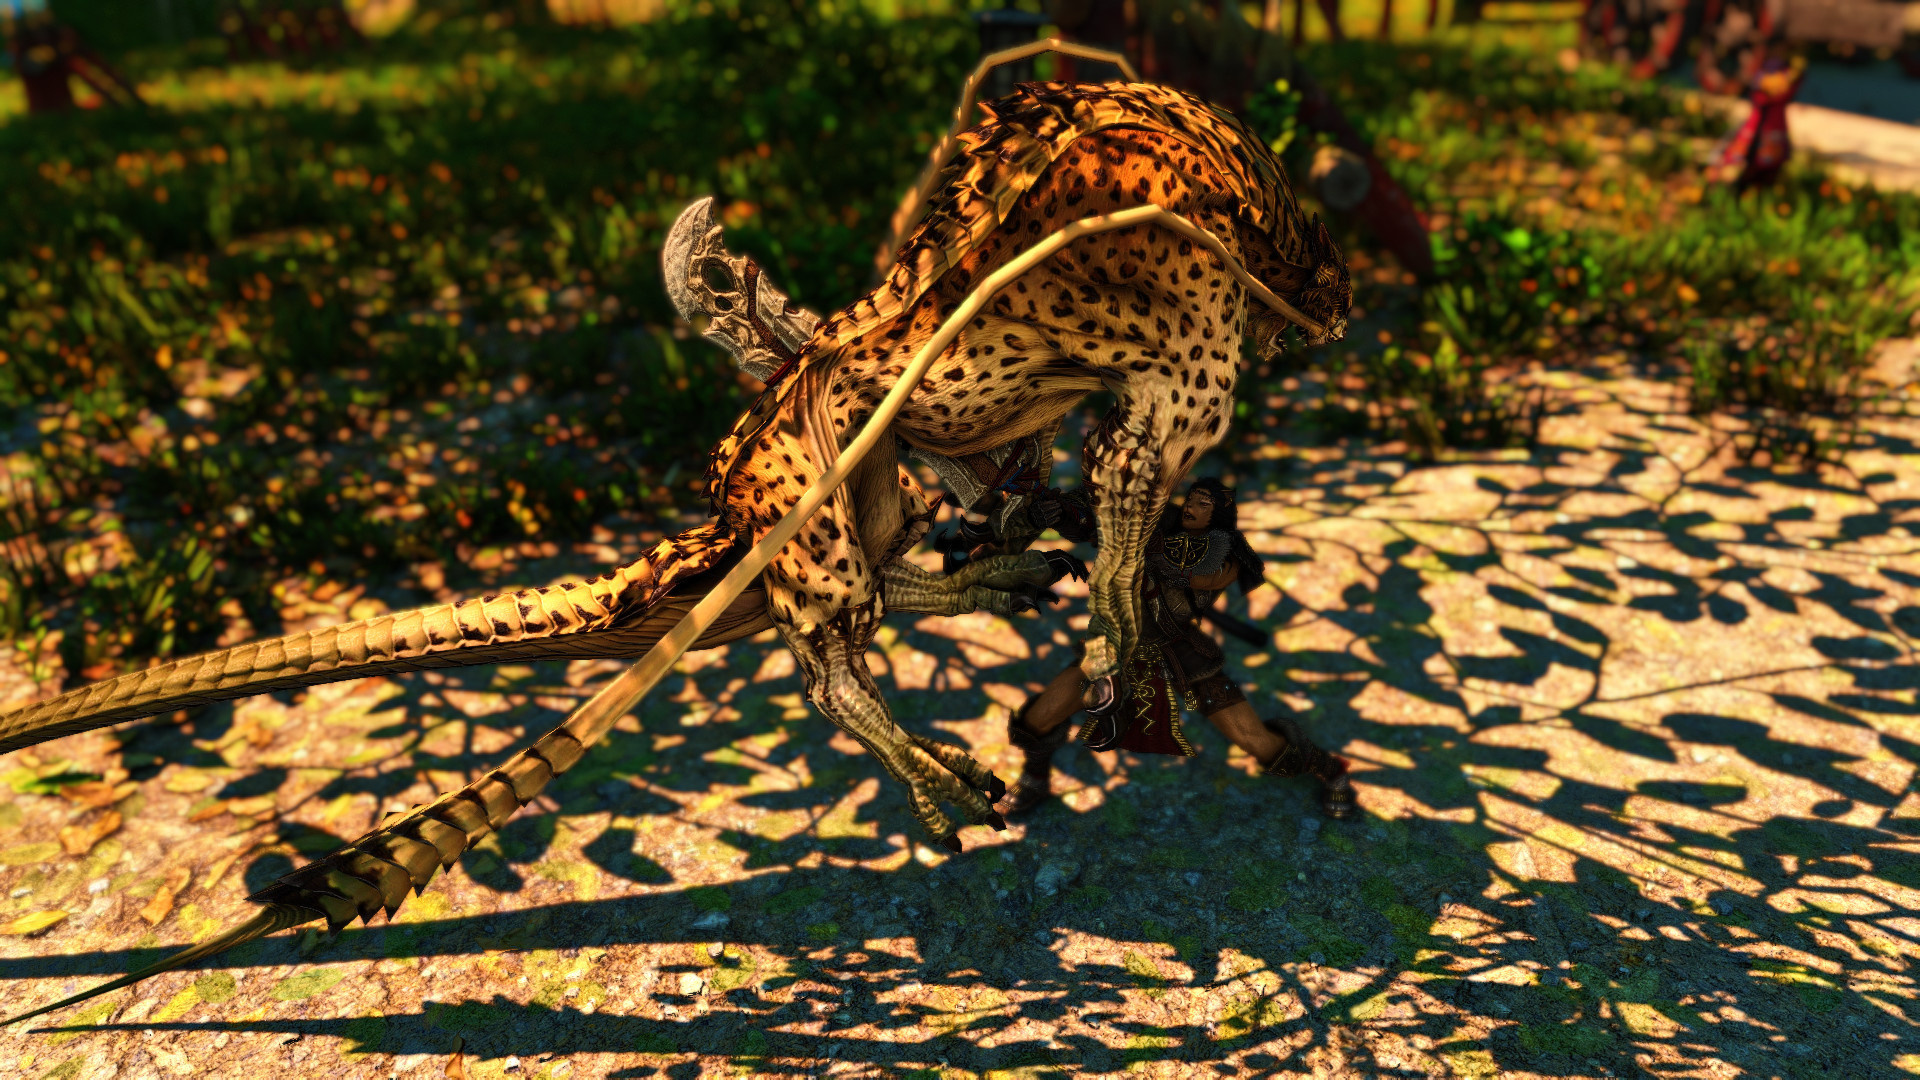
[1244, 212, 1351, 355]
[1293, 217, 1353, 345]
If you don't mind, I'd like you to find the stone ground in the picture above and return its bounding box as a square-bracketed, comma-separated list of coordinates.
[0, 355, 1917, 1080]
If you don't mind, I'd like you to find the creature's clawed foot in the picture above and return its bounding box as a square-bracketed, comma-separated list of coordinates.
[933, 517, 995, 574]
[984, 772, 1009, 804]
[890, 733, 1010, 850]
[1000, 587, 1067, 615]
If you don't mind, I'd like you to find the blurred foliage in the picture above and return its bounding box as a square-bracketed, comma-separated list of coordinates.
[1242, 26, 1920, 458]
[0, 0, 981, 673]
[48, 0, 231, 53]
[1426, 212, 1601, 362]
[1608, 181, 1918, 425]
[1242, 77, 1302, 158]
[1358, 212, 1594, 454]
[1359, 336, 1541, 458]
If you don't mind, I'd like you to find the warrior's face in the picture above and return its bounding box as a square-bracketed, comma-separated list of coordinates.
[1181, 489, 1216, 533]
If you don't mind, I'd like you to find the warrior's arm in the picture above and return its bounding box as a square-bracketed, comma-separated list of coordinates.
[1190, 565, 1240, 592]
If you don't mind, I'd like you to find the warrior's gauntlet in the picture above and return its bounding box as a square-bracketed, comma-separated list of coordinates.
[1026, 486, 1097, 543]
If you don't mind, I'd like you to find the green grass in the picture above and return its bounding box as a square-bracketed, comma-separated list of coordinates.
[1226, 861, 1287, 913]
[1518, 1020, 1614, 1056]
[1, 0, 980, 672]
[1239, 27, 1920, 459]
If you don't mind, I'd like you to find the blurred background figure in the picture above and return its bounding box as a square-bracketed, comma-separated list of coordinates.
[1711, 51, 1809, 187]
[3, 0, 142, 113]
[221, 0, 367, 60]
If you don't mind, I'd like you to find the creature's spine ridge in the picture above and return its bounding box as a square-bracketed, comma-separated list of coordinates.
[250, 680, 600, 928]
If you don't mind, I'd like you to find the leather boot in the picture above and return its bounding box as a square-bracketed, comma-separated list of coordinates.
[1003, 700, 1070, 816]
[1261, 716, 1357, 820]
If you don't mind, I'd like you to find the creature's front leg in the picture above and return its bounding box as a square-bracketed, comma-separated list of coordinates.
[778, 602, 1007, 849]
[880, 549, 1086, 617]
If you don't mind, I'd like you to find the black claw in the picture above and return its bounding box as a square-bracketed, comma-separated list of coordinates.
[986, 774, 1008, 802]
[1041, 550, 1089, 586]
[938, 834, 963, 853]
[987, 812, 1008, 831]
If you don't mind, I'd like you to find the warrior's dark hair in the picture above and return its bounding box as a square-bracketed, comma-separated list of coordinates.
[1158, 477, 1265, 594]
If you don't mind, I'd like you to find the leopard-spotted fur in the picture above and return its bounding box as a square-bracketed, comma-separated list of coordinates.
[702, 81, 1349, 841]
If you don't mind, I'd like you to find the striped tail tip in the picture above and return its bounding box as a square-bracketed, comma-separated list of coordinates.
[3, 903, 321, 1031]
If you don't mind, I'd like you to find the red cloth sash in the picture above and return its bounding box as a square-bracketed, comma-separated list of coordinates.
[1111, 642, 1196, 757]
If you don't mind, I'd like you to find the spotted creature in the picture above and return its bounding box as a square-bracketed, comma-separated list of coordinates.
[0, 78, 1345, 1027]
[702, 81, 1348, 812]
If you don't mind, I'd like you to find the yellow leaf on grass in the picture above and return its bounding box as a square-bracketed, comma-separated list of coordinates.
[227, 794, 278, 817]
[59, 781, 121, 809]
[201, 836, 271, 892]
[0, 842, 59, 866]
[1348, 991, 1391, 1021]
[164, 771, 217, 794]
[152, 985, 201, 1024]
[59, 810, 122, 856]
[140, 884, 176, 927]
[1442, 1047, 1499, 1079]
[0, 910, 68, 936]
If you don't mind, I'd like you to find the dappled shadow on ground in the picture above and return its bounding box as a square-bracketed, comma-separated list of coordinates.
[1, 363, 1918, 1079]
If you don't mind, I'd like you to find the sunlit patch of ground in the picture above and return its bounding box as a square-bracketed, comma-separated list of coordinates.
[0, 359, 1916, 1079]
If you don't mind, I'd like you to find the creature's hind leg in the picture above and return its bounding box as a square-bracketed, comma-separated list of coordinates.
[776, 600, 1007, 848]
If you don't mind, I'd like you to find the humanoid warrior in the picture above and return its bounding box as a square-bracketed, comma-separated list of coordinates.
[999, 478, 1356, 818]
[1710, 52, 1807, 189]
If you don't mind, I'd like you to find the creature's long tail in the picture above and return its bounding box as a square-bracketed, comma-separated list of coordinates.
[0, 525, 736, 757]
[2, 581, 728, 1026]
[4, 204, 1297, 1029]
